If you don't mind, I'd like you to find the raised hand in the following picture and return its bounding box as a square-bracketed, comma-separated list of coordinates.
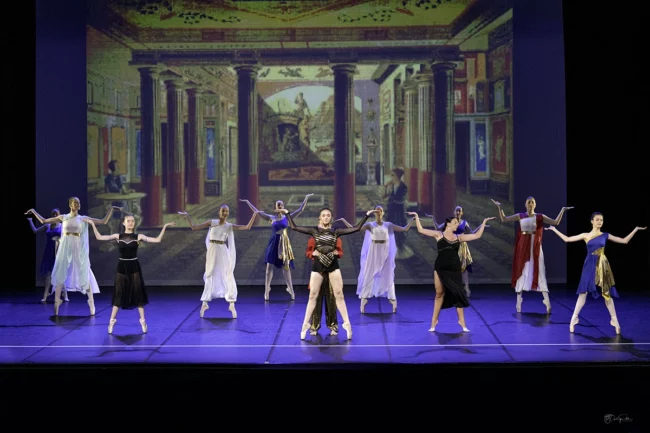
[239, 199, 250, 203]
[305, 193, 314, 198]
[490, 199, 501, 207]
[406, 212, 419, 218]
[563, 206, 574, 211]
[544, 226, 556, 231]
[83, 218, 95, 225]
[483, 217, 497, 223]
[24, 209, 35, 215]
[366, 209, 380, 216]
[177, 211, 189, 216]
[637, 227, 647, 231]
[164, 222, 176, 228]
[111, 206, 124, 211]
[424, 214, 435, 219]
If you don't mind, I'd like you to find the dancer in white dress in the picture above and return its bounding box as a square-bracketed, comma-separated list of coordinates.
[336, 206, 414, 313]
[491, 197, 572, 313]
[25, 197, 118, 316]
[179, 205, 259, 319]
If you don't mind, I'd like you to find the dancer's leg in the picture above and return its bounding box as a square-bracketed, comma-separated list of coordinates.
[108, 306, 119, 334]
[282, 267, 295, 300]
[604, 297, 620, 334]
[264, 264, 274, 300]
[53, 284, 63, 315]
[138, 306, 147, 333]
[541, 291, 551, 314]
[42, 273, 52, 302]
[328, 270, 352, 339]
[301, 272, 324, 339]
[86, 287, 95, 316]
[324, 276, 338, 335]
[456, 308, 469, 332]
[429, 272, 444, 331]
[569, 293, 587, 332]
[462, 271, 470, 297]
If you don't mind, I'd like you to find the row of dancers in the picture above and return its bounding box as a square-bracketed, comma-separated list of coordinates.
[25, 195, 645, 339]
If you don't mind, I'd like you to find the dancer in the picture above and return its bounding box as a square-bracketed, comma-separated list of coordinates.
[336, 206, 415, 313]
[178, 206, 259, 319]
[85, 215, 175, 334]
[27, 209, 69, 303]
[381, 168, 414, 259]
[25, 198, 117, 316]
[545, 213, 646, 335]
[286, 207, 377, 340]
[427, 206, 482, 298]
[239, 194, 313, 301]
[305, 235, 343, 336]
[491, 197, 572, 313]
[408, 212, 495, 332]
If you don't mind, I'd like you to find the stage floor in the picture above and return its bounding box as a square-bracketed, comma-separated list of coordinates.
[1, 285, 648, 365]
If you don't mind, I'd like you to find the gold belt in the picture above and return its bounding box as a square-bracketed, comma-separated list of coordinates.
[210, 240, 225, 244]
[65, 232, 80, 237]
[372, 240, 386, 243]
[521, 231, 535, 235]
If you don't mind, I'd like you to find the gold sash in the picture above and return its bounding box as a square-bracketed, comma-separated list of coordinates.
[279, 229, 295, 270]
[458, 241, 473, 272]
[593, 247, 615, 300]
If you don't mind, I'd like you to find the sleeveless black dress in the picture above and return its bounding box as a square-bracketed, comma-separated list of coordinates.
[113, 233, 148, 309]
[435, 237, 470, 309]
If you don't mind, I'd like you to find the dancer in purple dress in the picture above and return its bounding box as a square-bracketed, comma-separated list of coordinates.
[239, 194, 313, 301]
[545, 212, 646, 335]
[27, 208, 68, 303]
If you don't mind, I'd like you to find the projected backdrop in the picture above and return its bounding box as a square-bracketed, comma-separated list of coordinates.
[79, 0, 525, 286]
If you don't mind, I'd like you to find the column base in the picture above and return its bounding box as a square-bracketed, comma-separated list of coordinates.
[187, 168, 205, 204]
[434, 172, 457, 219]
[405, 168, 419, 202]
[418, 170, 433, 214]
[167, 171, 186, 214]
[141, 175, 162, 227]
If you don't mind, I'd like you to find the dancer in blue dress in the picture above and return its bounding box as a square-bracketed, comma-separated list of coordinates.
[546, 212, 646, 335]
[239, 194, 313, 301]
[27, 208, 68, 303]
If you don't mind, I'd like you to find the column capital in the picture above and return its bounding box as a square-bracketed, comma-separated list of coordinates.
[330, 63, 357, 75]
[233, 63, 261, 76]
[138, 66, 161, 77]
[185, 85, 205, 96]
[413, 73, 433, 85]
[430, 61, 458, 73]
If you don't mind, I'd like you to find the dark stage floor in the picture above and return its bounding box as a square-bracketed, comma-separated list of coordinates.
[1, 284, 649, 365]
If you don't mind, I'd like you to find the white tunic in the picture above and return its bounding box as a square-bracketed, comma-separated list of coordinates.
[201, 220, 237, 302]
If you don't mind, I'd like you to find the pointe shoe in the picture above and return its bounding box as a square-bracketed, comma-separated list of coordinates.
[264, 288, 270, 301]
[88, 299, 96, 316]
[330, 329, 338, 336]
[543, 299, 552, 314]
[569, 315, 579, 333]
[228, 302, 237, 319]
[108, 319, 116, 334]
[610, 317, 621, 335]
[300, 323, 310, 340]
[54, 299, 63, 316]
[286, 286, 295, 300]
[428, 320, 439, 332]
[200, 303, 209, 318]
[360, 298, 368, 313]
[139, 318, 147, 333]
[516, 297, 522, 313]
[342, 323, 352, 340]
[458, 321, 470, 332]
[389, 299, 397, 313]
[310, 330, 317, 336]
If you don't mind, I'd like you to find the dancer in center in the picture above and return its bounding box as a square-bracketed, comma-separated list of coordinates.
[408, 212, 494, 332]
[178, 206, 259, 319]
[239, 193, 313, 301]
[335, 205, 415, 314]
[285, 207, 377, 340]
[545, 212, 645, 335]
[305, 235, 343, 336]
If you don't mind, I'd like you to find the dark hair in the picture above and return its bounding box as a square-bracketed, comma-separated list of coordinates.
[119, 213, 136, 234]
[51, 208, 60, 216]
[392, 167, 405, 179]
[318, 207, 332, 217]
[441, 216, 456, 231]
[108, 160, 118, 172]
[590, 212, 603, 221]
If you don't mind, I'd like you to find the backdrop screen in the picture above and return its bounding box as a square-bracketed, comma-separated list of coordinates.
[36, 0, 567, 286]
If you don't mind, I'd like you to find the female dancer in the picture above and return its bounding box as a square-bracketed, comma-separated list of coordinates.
[178, 206, 259, 319]
[239, 194, 313, 301]
[85, 215, 175, 334]
[381, 168, 414, 259]
[27, 209, 68, 303]
[408, 212, 494, 332]
[25, 198, 117, 316]
[286, 207, 377, 340]
[305, 235, 343, 336]
[427, 206, 481, 298]
[491, 197, 572, 313]
[336, 206, 415, 314]
[545, 213, 646, 334]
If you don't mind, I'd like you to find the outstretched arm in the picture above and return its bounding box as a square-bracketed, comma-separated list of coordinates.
[285, 211, 315, 236]
[232, 211, 260, 231]
[140, 222, 176, 243]
[27, 218, 47, 234]
[607, 227, 647, 244]
[459, 217, 496, 242]
[393, 217, 415, 232]
[490, 199, 521, 223]
[239, 199, 273, 222]
[425, 214, 444, 230]
[85, 219, 119, 241]
[24, 209, 63, 225]
[177, 212, 211, 230]
[290, 193, 314, 218]
[85, 206, 120, 225]
[334, 211, 376, 236]
[407, 212, 441, 239]
[333, 218, 354, 228]
[544, 226, 586, 242]
[542, 206, 574, 226]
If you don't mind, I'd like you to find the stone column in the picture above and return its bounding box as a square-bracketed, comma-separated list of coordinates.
[234, 64, 260, 224]
[416, 73, 433, 214]
[332, 64, 357, 222]
[403, 82, 419, 202]
[186, 87, 204, 204]
[431, 62, 457, 219]
[138, 66, 163, 227]
[164, 77, 186, 213]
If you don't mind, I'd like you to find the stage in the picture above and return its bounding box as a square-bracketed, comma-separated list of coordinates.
[1, 284, 648, 365]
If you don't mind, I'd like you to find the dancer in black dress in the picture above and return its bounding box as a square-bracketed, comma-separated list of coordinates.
[86, 215, 175, 334]
[408, 212, 495, 332]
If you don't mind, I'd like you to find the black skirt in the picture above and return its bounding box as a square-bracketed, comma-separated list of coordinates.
[112, 259, 149, 310]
